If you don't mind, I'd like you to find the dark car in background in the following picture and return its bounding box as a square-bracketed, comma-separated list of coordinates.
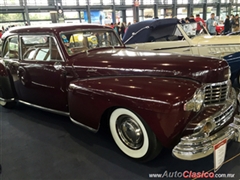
[0, 24, 239, 162]
[224, 52, 240, 86]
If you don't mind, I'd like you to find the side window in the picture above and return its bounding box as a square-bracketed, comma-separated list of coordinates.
[173, 27, 185, 40]
[21, 35, 48, 61]
[3, 36, 19, 59]
[181, 23, 198, 37]
[21, 35, 62, 61]
[149, 25, 180, 42]
[35, 48, 50, 60]
[50, 37, 62, 61]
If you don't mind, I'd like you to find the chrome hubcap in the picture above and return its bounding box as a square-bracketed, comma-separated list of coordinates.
[116, 115, 143, 149]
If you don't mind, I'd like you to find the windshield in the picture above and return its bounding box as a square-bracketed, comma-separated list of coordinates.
[60, 30, 122, 56]
[181, 22, 209, 38]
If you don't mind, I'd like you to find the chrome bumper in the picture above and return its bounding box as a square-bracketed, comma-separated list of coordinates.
[172, 116, 240, 160]
[172, 89, 240, 161]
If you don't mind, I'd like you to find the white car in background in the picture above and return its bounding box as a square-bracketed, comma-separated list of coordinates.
[123, 18, 240, 58]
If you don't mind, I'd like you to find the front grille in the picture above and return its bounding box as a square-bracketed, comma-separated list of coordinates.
[213, 104, 234, 131]
[204, 81, 229, 105]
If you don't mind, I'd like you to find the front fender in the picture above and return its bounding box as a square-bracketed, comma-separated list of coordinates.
[68, 76, 201, 147]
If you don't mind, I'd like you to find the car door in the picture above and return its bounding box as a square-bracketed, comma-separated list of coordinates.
[7, 35, 70, 112]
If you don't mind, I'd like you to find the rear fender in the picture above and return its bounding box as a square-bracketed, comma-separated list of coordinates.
[0, 62, 16, 99]
[68, 76, 201, 146]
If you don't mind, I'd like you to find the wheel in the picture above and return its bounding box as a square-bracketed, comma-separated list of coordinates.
[0, 88, 16, 108]
[109, 108, 161, 162]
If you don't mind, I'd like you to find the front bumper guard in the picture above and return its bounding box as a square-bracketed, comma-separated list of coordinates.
[172, 88, 240, 161]
[172, 115, 240, 160]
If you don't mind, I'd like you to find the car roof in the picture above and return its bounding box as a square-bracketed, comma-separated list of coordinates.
[123, 18, 180, 44]
[2, 23, 112, 38]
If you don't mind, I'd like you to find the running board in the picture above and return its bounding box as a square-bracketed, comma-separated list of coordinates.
[70, 117, 98, 133]
[18, 100, 69, 116]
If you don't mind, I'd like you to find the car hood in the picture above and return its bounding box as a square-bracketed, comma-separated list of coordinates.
[191, 35, 240, 45]
[71, 48, 229, 83]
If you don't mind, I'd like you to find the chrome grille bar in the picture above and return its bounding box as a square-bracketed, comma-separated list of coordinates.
[204, 81, 228, 105]
[214, 105, 234, 131]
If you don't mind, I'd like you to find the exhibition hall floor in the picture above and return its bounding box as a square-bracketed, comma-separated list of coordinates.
[0, 104, 239, 180]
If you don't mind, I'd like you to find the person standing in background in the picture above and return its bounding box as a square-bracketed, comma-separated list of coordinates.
[189, 15, 196, 23]
[230, 14, 235, 33]
[113, 23, 119, 36]
[110, 23, 114, 29]
[206, 13, 218, 35]
[117, 22, 121, 37]
[233, 14, 239, 32]
[185, 17, 190, 23]
[120, 22, 126, 39]
[223, 15, 231, 34]
[195, 14, 205, 34]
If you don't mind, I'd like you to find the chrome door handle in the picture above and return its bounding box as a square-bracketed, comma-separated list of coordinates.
[53, 62, 63, 70]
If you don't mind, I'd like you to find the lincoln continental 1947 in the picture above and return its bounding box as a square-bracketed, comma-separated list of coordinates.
[0, 24, 239, 162]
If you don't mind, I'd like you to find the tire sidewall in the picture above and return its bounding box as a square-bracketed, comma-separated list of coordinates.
[109, 108, 150, 159]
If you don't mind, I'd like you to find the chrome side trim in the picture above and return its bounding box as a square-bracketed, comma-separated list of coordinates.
[18, 100, 69, 116]
[70, 117, 98, 133]
[0, 97, 15, 102]
[197, 43, 240, 47]
[31, 81, 55, 89]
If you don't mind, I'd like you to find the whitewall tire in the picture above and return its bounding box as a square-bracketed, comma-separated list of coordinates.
[0, 89, 16, 109]
[109, 108, 161, 162]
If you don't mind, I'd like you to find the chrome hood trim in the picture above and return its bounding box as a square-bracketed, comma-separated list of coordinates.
[192, 35, 240, 45]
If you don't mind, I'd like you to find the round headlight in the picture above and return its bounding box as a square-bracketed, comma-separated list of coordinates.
[193, 90, 205, 112]
[184, 89, 205, 112]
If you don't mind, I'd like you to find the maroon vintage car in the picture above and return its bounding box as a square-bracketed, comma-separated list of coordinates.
[0, 24, 239, 162]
